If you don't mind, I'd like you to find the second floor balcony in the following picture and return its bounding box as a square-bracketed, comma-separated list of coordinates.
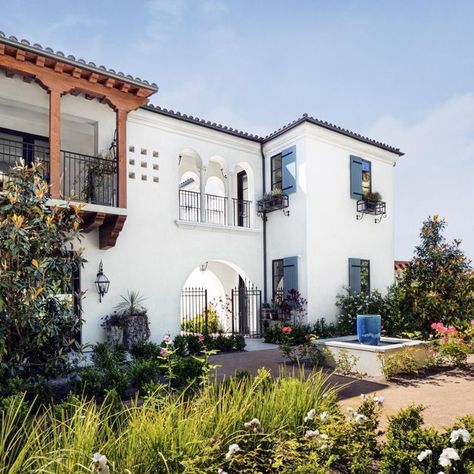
[179, 189, 252, 228]
[0, 136, 118, 207]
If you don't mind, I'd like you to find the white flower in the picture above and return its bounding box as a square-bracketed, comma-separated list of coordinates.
[320, 444, 328, 450]
[304, 409, 316, 422]
[244, 418, 262, 432]
[163, 334, 172, 344]
[319, 411, 329, 421]
[373, 396, 385, 405]
[450, 428, 471, 444]
[355, 414, 367, 423]
[304, 429, 319, 438]
[319, 433, 328, 440]
[360, 394, 366, 400]
[417, 449, 432, 462]
[346, 407, 354, 413]
[225, 443, 241, 460]
[218, 469, 228, 474]
[92, 453, 109, 474]
[439, 447, 460, 467]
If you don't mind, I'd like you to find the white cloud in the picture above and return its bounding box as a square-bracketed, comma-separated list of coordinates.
[367, 94, 474, 261]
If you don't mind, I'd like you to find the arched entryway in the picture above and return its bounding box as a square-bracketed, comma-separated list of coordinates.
[180, 260, 262, 337]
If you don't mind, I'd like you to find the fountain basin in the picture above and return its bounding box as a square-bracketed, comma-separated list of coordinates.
[315, 336, 428, 377]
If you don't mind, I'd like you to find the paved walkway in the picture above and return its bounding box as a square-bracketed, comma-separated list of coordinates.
[210, 349, 474, 429]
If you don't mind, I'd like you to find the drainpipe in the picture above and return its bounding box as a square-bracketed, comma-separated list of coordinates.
[260, 142, 268, 303]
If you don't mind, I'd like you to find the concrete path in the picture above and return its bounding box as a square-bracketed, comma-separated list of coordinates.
[210, 349, 474, 429]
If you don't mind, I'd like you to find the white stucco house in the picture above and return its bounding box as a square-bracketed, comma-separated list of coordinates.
[0, 32, 404, 344]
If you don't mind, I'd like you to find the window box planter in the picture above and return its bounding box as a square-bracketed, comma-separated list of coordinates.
[257, 193, 289, 214]
[356, 199, 387, 223]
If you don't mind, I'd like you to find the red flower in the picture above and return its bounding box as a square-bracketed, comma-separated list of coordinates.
[281, 326, 292, 334]
[198, 335, 205, 343]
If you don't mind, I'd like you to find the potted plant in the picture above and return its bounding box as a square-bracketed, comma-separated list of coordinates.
[114, 290, 150, 350]
[257, 188, 289, 213]
[101, 312, 126, 347]
[363, 191, 382, 212]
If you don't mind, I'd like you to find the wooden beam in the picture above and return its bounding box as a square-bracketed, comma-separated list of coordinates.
[72, 67, 82, 78]
[49, 88, 61, 198]
[82, 212, 106, 233]
[99, 215, 127, 249]
[53, 62, 64, 73]
[5, 70, 15, 78]
[0, 53, 150, 111]
[89, 72, 99, 83]
[120, 83, 130, 93]
[0, 44, 5, 55]
[105, 78, 115, 88]
[22, 75, 34, 83]
[116, 108, 128, 208]
[15, 49, 26, 61]
[35, 55, 45, 67]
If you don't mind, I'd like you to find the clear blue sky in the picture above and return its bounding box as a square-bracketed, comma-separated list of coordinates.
[2, 0, 473, 260]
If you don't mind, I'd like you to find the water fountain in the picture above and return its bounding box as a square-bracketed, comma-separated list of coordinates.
[315, 314, 428, 377]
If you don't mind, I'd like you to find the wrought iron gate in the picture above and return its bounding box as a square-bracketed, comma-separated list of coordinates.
[231, 285, 262, 338]
[181, 287, 208, 334]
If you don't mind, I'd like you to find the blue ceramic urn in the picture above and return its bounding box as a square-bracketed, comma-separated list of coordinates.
[356, 314, 381, 345]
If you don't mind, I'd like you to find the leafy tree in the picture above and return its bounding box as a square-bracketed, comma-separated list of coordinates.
[0, 163, 84, 379]
[400, 215, 474, 330]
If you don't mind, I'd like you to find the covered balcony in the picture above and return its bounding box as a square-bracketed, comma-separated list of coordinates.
[0, 34, 157, 247]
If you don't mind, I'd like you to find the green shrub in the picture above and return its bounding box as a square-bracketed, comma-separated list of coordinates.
[379, 347, 422, 379]
[130, 340, 162, 359]
[91, 342, 126, 371]
[129, 359, 160, 391]
[76, 366, 105, 397]
[173, 334, 188, 355]
[214, 334, 235, 352]
[181, 306, 223, 334]
[234, 334, 246, 351]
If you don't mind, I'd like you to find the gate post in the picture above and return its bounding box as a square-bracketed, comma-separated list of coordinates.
[204, 289, 208, 335]
[231, 290, 235, 336]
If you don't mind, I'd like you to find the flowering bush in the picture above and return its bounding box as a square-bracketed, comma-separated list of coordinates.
[430, 321, 473, 366]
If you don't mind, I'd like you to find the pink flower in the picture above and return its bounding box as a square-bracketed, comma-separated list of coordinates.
[198, 335, 205, 343]
[458, 339, 465, 345]
[163, 334, 172, 344]
[470, 320, 474, 326]
[446, 326, 458, 336]
[281, 326, 292, 334]
[160, 347, 169, 357]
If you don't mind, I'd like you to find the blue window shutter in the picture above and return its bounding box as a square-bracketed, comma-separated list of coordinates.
[348, 258, 361, 293]
[283, 256, 298, 295]
[350, 155, 363, 200]
[282, 145, 297, 194]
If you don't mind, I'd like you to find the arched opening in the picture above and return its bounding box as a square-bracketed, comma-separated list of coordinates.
[205, 175, 226, 225]
[181, 260, 262, 336]
[178, 148, 202, 222]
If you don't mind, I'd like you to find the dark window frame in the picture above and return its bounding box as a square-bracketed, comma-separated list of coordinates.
[361, 159, 372, 197]
[0, 126, 49, 167]
[271, 153, 282, 191]
[360, 259, 371, 294]
[272, 258, 284, 298]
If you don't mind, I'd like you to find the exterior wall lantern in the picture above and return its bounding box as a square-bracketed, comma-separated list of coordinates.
[95, 260, 110, 302]
[200, 261, 208, 272]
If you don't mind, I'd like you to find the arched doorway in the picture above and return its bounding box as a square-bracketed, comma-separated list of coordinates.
[180, 260, 262, 337]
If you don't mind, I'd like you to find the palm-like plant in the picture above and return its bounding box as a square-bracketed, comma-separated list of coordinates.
[114, 290, 146, 315]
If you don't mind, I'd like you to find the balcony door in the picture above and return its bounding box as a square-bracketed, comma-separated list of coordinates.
[237, 170, 248, 227]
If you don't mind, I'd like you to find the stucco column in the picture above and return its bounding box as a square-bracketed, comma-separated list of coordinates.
[116, 108, 128, 208]
[199, 166, 207, 222]
[227, 170, 234, 225]
[48, 88, 62, 198]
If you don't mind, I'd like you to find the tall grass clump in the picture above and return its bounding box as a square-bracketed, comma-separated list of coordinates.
[0, 368, 338, 473]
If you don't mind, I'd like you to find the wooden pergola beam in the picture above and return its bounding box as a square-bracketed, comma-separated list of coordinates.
[82, 212, 107, 233]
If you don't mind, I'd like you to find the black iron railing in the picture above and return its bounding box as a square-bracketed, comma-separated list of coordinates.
[257, 193, 289, 215]
[0, 137, 50, 188]
[356, 199, 387, 223]
[179, 189, 201, 222]
[181, 287, 209, 334]
[233, 198, 251, 228]
[62, 151, 117, 207]
[206, 193, 227, 225]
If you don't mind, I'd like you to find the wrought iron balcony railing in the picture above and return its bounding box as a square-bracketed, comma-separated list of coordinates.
[233, 197, 251, 228]
[0, 137, 50, 189]
[62, 151, 117, 207]
[179, 189, 252, 228]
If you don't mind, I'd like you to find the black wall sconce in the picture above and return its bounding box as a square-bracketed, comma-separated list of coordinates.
[95, 260, 110, 302]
